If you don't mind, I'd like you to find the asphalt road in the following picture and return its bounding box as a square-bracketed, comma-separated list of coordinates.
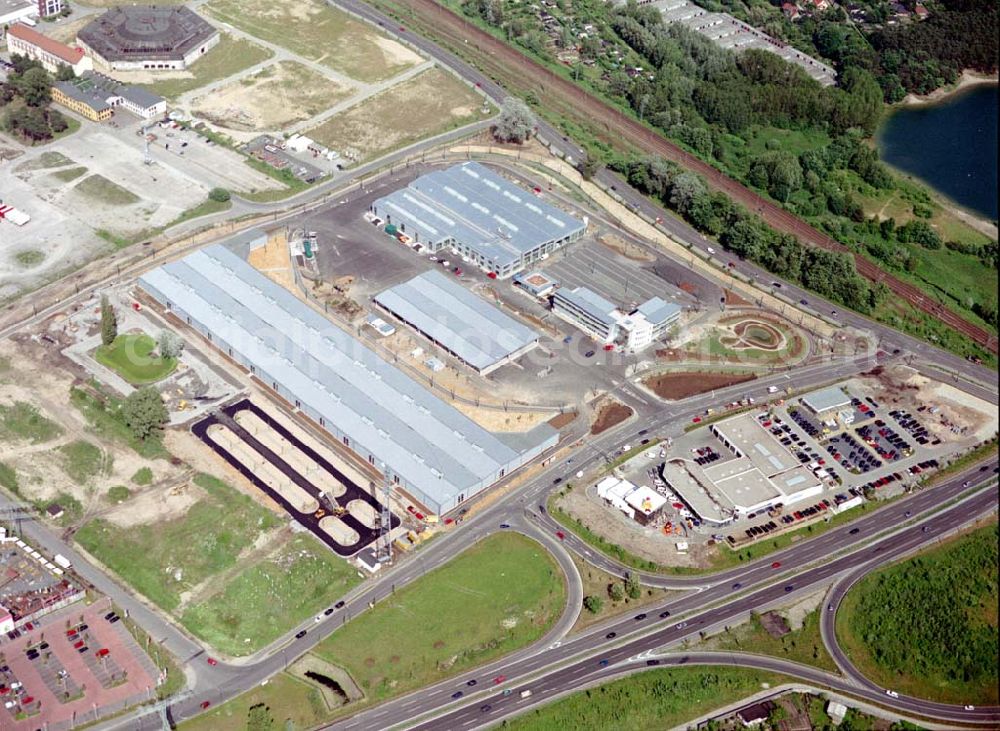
[387, 483, 999, 731]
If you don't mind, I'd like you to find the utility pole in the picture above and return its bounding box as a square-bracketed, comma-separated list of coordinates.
[376, 465, 394, 565]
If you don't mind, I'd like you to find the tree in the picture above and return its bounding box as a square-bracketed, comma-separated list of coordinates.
[578, 157, 602, 181]
[122, 387, 167, 442]
[669, 171, 706, 215]
[157, 330, 184, 359]
[897, 219, 942, 249]
[246, 703, 275, 731]
[208, 187, 231, 203]
[625, 573, 641, 600]
[17, 67, 53, 107]
[608, 582, 625, 602]
[100, 295, 117, 347]
[583, 595, 603, 614]
[492, 97, 535, 144]
[55, 64, 76, 82]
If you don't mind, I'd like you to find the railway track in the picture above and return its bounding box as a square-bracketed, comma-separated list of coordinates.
[390, 0, 997, 353]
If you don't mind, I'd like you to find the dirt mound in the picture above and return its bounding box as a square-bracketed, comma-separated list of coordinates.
[590, 401, 632, 435]
[644, 371, 756, 400]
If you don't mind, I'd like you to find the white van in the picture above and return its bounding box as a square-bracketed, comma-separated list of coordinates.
[520, 689, 532, 699]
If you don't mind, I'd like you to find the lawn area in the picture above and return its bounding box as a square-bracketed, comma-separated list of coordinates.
[167, 197, 231, 229]
[203, 0, 422, 83]
[74, 473, 280, 613]
[179, 672, 330, 731]
[94, 333, 178, 385]
[506, 666, 788, 731]
[141, 33, 274, 100]
[697, 607, 837, 673]
[180, 534, 362, 656]
[59, 440, 111, 485]
[836, 521, 998, 704]
[0, 401, 62, 443]
[307, 66, 488, 163]
[15, 151, 73, 172]
[312, 532, 565, 706]
[51, 166, 87, 183]
[69, 383, 169, 459]
[74, 174, 140, 206]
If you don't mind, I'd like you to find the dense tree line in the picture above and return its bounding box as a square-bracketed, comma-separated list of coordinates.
[616, 155, 882, 313]
[848, 523, 998, 688]
[0, 54, 71, 143]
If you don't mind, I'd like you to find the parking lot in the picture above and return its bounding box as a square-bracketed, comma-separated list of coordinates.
[0, 599, 158, 731]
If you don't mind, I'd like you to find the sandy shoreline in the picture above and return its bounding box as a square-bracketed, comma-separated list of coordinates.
[899, 69, 998, 107]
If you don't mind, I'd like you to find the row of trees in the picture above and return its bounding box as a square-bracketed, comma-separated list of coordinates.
[583, 572, 644, 614]
[619, 155, 882, 314]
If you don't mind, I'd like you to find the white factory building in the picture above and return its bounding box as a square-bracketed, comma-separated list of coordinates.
[551, 285, 681, 352]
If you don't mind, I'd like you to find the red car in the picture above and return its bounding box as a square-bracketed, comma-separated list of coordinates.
[206, 657, 218, 666]
[771, 561, 782, 569]
[200, 701, 211, 710]
[73, 640, 84, 649]
[556, 531, 565, 540]
[692, 416, 702, 423]
[97, 648, 110, 658]
[493, 675, 506, 684]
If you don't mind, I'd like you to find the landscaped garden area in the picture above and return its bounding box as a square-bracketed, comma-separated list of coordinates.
[94, 332, 178, 385]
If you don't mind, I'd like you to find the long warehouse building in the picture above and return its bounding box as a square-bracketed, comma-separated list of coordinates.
[374, 269, 539, 375]
[138, 243, 558, 515]
[369, 162, 586, 279]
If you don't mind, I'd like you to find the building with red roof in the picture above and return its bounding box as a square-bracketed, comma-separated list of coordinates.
[6, 22, 92, 75]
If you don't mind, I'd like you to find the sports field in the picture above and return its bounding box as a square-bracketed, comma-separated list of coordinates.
[203, 0, 422, 83]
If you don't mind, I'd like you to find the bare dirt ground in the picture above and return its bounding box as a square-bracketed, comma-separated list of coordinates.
[102, 478, 202, 529]
[307, 66, 486, 162]
[548, 411, 578, 429]
[643, 371, 756, 400]
[191, 61, 354, 134]
[590, 400, 633, 435]
[0, 339, 183, 511]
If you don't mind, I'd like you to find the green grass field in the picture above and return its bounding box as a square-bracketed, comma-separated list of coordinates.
[51, 166, 87, 183]
[203, 0, 420, 83]
[836, 521, 998, 704]
[506, 666, 788, 730]
[94, 333, 177, 385]
[698, 608, 837, 673]
[0, 401, 62, 443]
[142, 33, 274, 100]
[75, 473, 280, 613]
[312, 532, 565, 705]
[59, 440, 110, 484]
[180, 534, 362, 656]
[74, 174, 140, 206]
[180, 672, 331, 731]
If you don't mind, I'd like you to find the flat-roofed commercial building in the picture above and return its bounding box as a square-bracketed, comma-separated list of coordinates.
[374, 270, 539, 375]
[801, 386, 852, 416]
[52, 71, 165, 121]
[138, 243, 558, 516]
[661, 412, 824, 525]
[369, 162, 586, 279]
[552, 286, 682, 352]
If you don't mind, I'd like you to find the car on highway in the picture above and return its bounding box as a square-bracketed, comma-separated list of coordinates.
[206, 657, 218, 666]
[451, 691, 463, 699]
[799, 299, 808, 305]
[771, 561, 782, 569]
[598, 659, 609, 667]
[467, 679, 478, 686]
[556, 531, 565, 540]
[605, 631, 617, 639]
[828, 604, 834, 612]
[732, 582, 742, 590]
[552, 477, 562, 485]
[334, 601, 345, 609]
[324, 607, 335, 616]
[493, 675, 506, 684]
[675, 622, 687, 630]
[646, 659, 660, 666]
[584, 350, 595, 358]
[659, 610, 671, 618]
[480, 704, 492, 713]
[500, 523, 510, 529]
[964, 705, 976, 711]
[784, 585, 794, 592]
[200, 701, 211, 710]
[849, 527, 860, 535]
[295, 630, 307, 639]
[885, 690, 899, 699]
[634, 613, 646, 621]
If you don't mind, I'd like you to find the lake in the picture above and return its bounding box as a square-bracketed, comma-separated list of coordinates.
[877, 84, 998, 221]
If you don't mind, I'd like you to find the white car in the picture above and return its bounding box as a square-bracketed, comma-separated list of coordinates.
[885, 690, 899, 699]
[964, 705, 975, 711]
[706, 246, 715, 255]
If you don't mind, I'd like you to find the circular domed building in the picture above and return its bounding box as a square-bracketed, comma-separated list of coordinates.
[77, 5, 219, 72]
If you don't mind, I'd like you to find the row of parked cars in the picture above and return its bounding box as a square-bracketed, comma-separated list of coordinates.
[891, 409, 937, 446]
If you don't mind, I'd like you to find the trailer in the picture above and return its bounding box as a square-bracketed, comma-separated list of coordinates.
[0, 205, 30, 226]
